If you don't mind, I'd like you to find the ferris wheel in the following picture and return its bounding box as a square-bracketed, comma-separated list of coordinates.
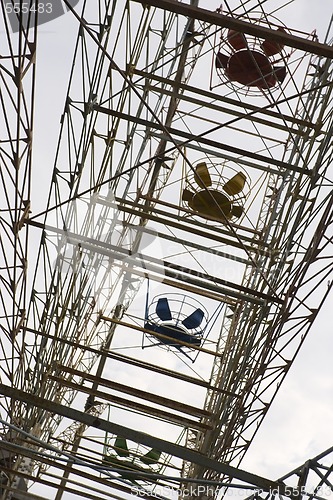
[1, 1, 333, 499]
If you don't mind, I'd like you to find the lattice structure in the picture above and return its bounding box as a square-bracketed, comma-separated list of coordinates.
[0, 0, 37, 463]
[1, 1, 333, 500]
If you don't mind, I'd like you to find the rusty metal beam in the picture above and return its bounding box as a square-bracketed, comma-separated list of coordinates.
[132, 0, 333, 59]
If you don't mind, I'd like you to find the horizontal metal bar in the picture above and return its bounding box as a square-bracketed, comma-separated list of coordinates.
[100, 316, 224, 358]
[146, 84, 310, 137]
[121, 220, 252, 266]
[27, 220, 272, 305]
[24, 327, 237, 396]
[162, 260, 281, 304]
[120, 253, 267, 305]
[55, 364, 211, 418]
[0, 438, 136, 499]
[149, 131, 287, 176]
[137, 195, 262, 237]
[132, 0, 333, 59]
[115, 263, 237, 304]
[115, 201, 272, 255]
[49, 376, 211, 431]
[0, 383, 288, 494]
[94, 105, 307, 173]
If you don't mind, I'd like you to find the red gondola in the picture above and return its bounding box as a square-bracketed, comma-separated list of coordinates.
[261, 27, 286, 56]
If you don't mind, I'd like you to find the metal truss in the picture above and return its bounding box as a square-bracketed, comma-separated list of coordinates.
[0, 0, 37, 433]
[1, 0, 333, 499]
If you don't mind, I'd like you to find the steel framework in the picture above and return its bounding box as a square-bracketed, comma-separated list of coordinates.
[0, 0, 333, 499]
